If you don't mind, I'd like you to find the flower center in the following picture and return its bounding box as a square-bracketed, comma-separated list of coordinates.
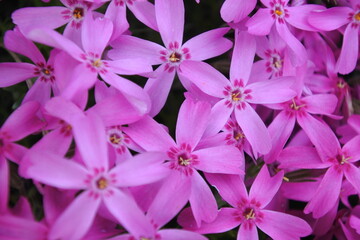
[96, 177, 108, 190]
[109, 133, 122, 145]
[234, 131, 245, 141]
[272, 56, 282, 69]
[92, 58, 102, 68]
[73, 7, 84, 19]
[243, 208, 256, 220]
[275, 7, 283, 16]
[290, 99, 305, 111]
[178, 153, 191, 166]
[355, 12, 360, 21]
[231, 91, 242, 102]
[169, 52, 182, 63]
[336, 154, 351, 165]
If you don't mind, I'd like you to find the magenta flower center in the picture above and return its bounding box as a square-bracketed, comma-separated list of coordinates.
[270, 0, 289, 23]
[243, 207, 256, 220]
[81, 52, 109, 74]
[223, 79, 252, 110]
[234, 198, 263, 230]
[167, 143, 198, 176]
[34, 62, 55, 83]
[177, 152, 192, 166]
[349, 7, 360, 27]
[106, 127, 129, 154]
[335, 154, 351, 165]
[290, 99, 305, 111]
[160, 41, 191, 72]
[169, 51, 182, 63]
[109, 133, 122, 145]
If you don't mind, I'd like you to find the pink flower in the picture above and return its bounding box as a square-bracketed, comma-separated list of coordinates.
[180, 166, 312, 240]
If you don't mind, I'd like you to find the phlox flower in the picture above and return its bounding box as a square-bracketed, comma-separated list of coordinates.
[26, 13, 152, 106]
[20, 112, 169, 239]
[179, 166, 312, 240]
[108, 0, 232, 116]
[246, 0, 324, 65]
[279, 135, 360, 218]
[180, 31, 296, 154]
[125, 98, 244, 227]
[308, 0, 360, 74]
[12, 0, 102, 45]
[0, 28, 59, 105]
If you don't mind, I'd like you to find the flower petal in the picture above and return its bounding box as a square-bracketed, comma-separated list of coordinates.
[286, 5, 325, 31]
[189, 171, 218, 226]
[0, 62, 36, 87]
[344, 163, 360, 195]
[235, 103, 272, 155]
[180, 60, 228, 98]
[205, 173, 247, 208]
[221, 0, 257, 23]
[176, 99, 211, 149]
[246, 9, 274, 36]
[155, 0, 184, 47]
[249, 166, 284, 208]
[307, 7, 351, 31]
[20, 150, 88, 189]
[194, 146, 244, 175]
[104, 188, 155, 238]
[203, 99, 233, 137]
[110, 152, 169, 187]
[182, 28, 232, 61]
[128, 1, 158, 31]
[343, 135, 360, 163]
[302, 94, 338, 115]
[50, 191, 101, 240]
[336, 24, 359, 74]
[257, 210, 312, 239]
[238, 223, 258, 240]
[304, 166, 343, 218]
[159, 229, 207, 240]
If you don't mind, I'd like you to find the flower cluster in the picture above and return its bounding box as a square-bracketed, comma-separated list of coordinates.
[0, 0, 360, 239]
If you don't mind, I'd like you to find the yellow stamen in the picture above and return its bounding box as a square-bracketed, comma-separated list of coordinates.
[43, 69, 51, 75]
[96, 177, 108, 190]
[290, 99, 305, 111]
[234, 132, 245, 140]
[73, 8, 83, 19]
[110, 135, 121, 144]
[231, 92, 241, 101]
[92, 59, 102, 68]
[169, 52, 180, 62]
[340, 156, 351, 165]
[245, 209, 255, 220]
[275, 9, 283, 16]
[355, 12, 360, 21]
[283, 176, 290, 182]
[337, 81, 346, 89]
[179, 157, 191, 166]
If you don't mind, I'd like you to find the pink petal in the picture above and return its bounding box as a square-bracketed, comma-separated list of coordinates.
[4, 28, 45, 64]
[72, 112, 109, 170]
[230, 31, 256, 85]
[109, 35, 164, 65]
[44, 96, 85, 125]
[176, 99, 211, 149]
[101, 72, 151, 108]
[249, 166, 284, 208]
[147, 172, 192, 228]
[246, 9, 274, 36]
[203, 99, 233, 137]
[0, 214, 48, 240]
[281, 181, 320, 202]
[336, 24, 359, 74]
[159, 229, 207, 240]
[104, 188, 155, 238]
[105, 2, 128, 41]
[205, 173, 248, 208]
[144, 64, 176, 117]
[155, 0, 184, 47]
[308, 7, 352, 31]
[286, 5, 325, 31]
[129, 1, 158, 31]
[194, 146, 244, 175]
[344, 163, 360, 195]
[3, 143, 27, 164]
[0, 62, 36, 87]
[27, 28, 84, 62]
[238, 223, 258, 240]
[343, 135, 360, 162]
[247, 77, 296, 104]
[110, 152, 169, 187]
[221, 0, 257, 23]
[88, 93, 147, 126]
[189, 171, 218, 226]
[82, 14, 113, 55]
[278, 146, 331, 169]
[257, 210, 312, 239]
[304, 166, 343, 218]
[0, 157, 8, 213]
[22, 79, 51, 105]
[182, 28, 232, 61]
[264, 111, 296, 164]
[124, 115, 176, 152]
[50, 191, 101, 240]
[20, 150, 88, 189]
[235, 103, 272, 154]
[180, 207, 240, 234]
[297, 113, 340, 160]
[11, 7, 68, 33]
[1, 101, 43, 141]
[275, 21, 307, 66]
[179, 61, 228, 98]
[302, 94, 338, 115]
[107, 58, 153, 76]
